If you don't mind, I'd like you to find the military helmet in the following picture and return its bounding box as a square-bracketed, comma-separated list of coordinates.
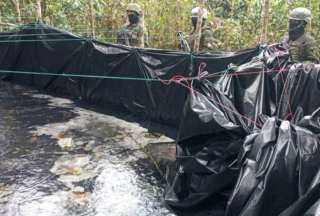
[191, 7, 208, 19]
[127, 3, 142, 15]
[289, 7, 312, 23]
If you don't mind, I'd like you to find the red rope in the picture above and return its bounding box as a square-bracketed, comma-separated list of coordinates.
[160, 63, 264, 128]
[159, 59, 301, 128]
[176, 80, 263, 128]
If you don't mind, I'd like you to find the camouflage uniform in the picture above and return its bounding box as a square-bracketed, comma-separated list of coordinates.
[189, 26, 217, 52]
[117, 23, 148, 48]
[283, 34, 319, 63]
[117, 3, 148, 48]
[282, 7, 319, 63]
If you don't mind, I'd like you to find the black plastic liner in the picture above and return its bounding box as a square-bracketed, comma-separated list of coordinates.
[227, 114, 320, 216]
[166, 43, 320, 215]
[0, 23, 258, 127]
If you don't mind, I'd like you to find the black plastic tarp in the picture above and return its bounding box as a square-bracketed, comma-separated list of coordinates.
[227, 115, 320, 216]
[165, 43, 320, 215]
[0, 23, 259, 127]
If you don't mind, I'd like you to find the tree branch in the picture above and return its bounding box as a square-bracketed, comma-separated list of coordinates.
[0, 22, 17, 27]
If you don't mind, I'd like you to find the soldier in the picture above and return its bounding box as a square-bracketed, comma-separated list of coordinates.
[282, 7, 319, 63]
[189, 7, 217, 52]
[117, 3, 148, 48]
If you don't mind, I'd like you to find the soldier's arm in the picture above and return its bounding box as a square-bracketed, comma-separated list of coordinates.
[188, 33, 195, 52]
[202, 29, 217, 51]
[117, 27, 127, 45]
[304, 37, 319, 64]
[136, 25, 145, 48]
[144, 30, 149, 48]
[289, 45, 300, 63]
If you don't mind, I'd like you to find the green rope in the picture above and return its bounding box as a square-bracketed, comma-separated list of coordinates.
[0, 38, 87, 43]
[0, 32, 178, 40]
[0, 34, 173, 41]
[0, 69, 163, 82]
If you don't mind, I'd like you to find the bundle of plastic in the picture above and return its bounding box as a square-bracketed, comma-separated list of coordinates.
[165, 44, 320, 216]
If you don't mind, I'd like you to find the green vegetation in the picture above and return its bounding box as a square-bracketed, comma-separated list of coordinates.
[0, 0, 319, 51]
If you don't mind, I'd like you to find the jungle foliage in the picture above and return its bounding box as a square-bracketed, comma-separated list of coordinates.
[0, 0, 319, 51]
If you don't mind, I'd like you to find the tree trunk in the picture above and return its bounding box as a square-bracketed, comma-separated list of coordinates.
[43, 0, 48, 23]
[36, 0, 42, 22]
[260, 0, 270, 43]
[10, 0, 22, 23]
[193, 0, 206, 52]
[89, 0, 96, 38]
